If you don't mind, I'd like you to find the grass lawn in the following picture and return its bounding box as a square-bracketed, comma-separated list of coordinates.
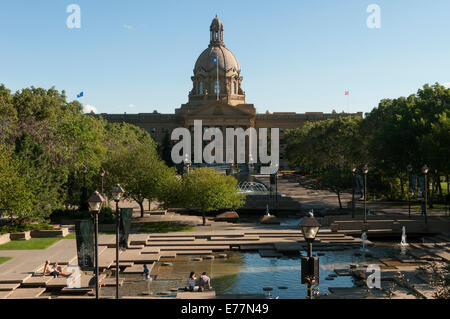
[0, 257, 12, 264]
[138, 221, 194, 233]
[0, 237, 62, 250]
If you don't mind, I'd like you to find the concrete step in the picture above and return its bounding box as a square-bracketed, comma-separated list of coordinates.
[22, 276, 53, 287]
[170, 250, 213, 255]
[148, 237, 196, 242]
[158, 245, 229, 251]
[123, 263, 154, 274]
[0, 290, 13, 299]
[210, 236, 259, 241]
[0, 273, 32, 284]
[7, 287, 46, 299]
[0, 283, 20, 291]
[141, 247, 161, 254]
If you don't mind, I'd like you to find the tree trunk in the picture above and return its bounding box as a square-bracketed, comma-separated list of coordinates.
[400, 175, 405, 199]
[202, 212, 206, 226]
[428, 178, 433, 209]
[337, 191, 342, 209]
[139, 201, 144, 218]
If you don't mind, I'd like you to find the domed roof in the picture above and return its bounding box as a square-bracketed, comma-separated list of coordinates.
[194, 45, 240, 73]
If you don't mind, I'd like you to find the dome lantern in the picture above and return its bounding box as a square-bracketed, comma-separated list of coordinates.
[210, 15, 224, 45]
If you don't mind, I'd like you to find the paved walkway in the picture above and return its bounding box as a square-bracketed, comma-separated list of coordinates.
[0, 239, 77, 279]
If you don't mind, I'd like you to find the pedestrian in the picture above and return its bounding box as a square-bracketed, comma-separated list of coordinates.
[143, 264, 151, 280]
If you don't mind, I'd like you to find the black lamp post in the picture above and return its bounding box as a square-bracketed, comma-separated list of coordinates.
[299, 212, 321, 299]
[88, 191, 106, 300]
[99, 167, 105, 195]
[351, 164, 356, 218]
[111, 183, 125, 299]
[422, 165, 429, 225]
[407, 164, 412, 219]
[363, 165, 369, 224]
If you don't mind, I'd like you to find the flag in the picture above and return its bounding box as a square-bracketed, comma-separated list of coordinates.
[77, 92, 84, 98]
[119, 208, 133, 249]
[75, 220, 95, 271]
[344, 91, 349, 96]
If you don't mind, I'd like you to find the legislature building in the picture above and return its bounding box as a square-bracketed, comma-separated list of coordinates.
[100, 16, 362, 169]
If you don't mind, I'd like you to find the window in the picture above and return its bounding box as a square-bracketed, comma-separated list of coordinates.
[151, 128, 156, 134]
[198, 82, 203, 94]
[232, 82, 237, 94]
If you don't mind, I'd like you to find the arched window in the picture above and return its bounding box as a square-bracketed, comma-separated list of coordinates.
[232, 82, 237, 95]
[198, 82, 203, 94]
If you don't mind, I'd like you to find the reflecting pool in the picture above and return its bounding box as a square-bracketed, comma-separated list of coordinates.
[104, 247, 397, 299]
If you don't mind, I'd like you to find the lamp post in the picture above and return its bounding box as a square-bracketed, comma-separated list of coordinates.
[299, 212, 321, 299]
[99, 167, 105, 195]
[88, 191, 106, 300]
[363, 165, 369, 224]
[275, 164, 279, 212]
[351, 164, 356, 218]
[407, 164, 412, 219]
[111, 183, 125, 299]
[422, 165, 429, 225]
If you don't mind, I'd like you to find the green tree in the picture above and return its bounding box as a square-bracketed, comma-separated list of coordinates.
[103, 134, 175, 217]
[0, 145, 35, 222]
[284, 116, 365, 206]
[181, 168, 245, 225]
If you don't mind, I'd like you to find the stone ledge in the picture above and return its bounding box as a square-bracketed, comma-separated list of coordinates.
[10, 231, 31, 241]
[30, 228, 69, 238]
[0, 233, 10, 245]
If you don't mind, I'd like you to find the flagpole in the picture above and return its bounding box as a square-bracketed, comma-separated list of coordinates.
[216, 57, 219, 101]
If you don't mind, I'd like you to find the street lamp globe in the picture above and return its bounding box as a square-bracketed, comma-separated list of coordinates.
[111, 184, 125, 201]
[88, 191, 106, 212]
[299, 212, 321, 242]
[422, 164, 429, 174]
[99, 167, 105, 177]
[363, 165, 369, 174]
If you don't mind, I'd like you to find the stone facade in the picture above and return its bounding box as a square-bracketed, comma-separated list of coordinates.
[99, 16, 362, 168]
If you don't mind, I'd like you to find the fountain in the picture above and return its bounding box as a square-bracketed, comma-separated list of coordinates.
[260, 204, 280, 224]
[400, 226, 409, 246]
[360, 232, 368, 252]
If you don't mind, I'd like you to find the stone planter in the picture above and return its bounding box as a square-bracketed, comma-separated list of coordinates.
[30, 227, 69, 238]
[10, 231, 31, 241]
[260, 215, 280, 225]
[0, 233, 11, 245]
[214, 211, 239, 223]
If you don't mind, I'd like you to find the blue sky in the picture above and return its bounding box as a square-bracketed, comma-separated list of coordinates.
[1, 0, 449, 115]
